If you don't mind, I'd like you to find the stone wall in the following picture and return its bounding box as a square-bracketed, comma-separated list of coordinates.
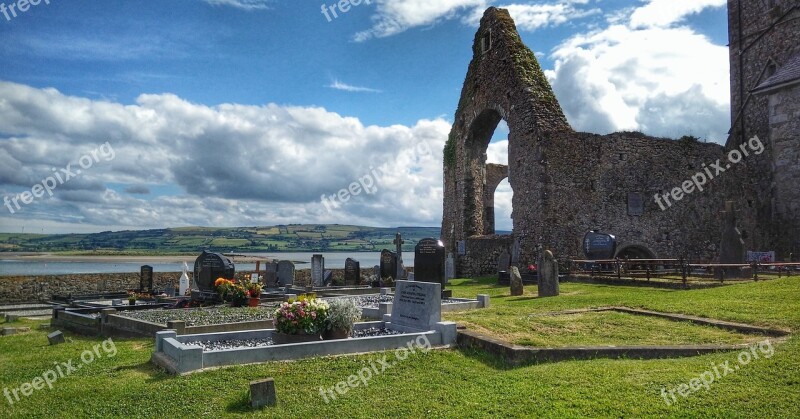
[442, 8, 766, 277]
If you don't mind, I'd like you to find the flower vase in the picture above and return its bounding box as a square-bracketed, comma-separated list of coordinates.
[248, 297, 260, 307]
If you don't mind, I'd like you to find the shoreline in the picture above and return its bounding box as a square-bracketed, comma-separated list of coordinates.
[0, 252, 268, 264]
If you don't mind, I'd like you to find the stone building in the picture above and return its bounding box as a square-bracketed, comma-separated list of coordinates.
[440, 7, 797, 276]
[728, 0, 800, 258]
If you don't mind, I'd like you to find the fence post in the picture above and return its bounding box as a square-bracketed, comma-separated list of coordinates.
[616, 258, 621, 280]
[680, 257, 687, 288]
[646, 265, 650, 282]
[752, 262, 758, 281]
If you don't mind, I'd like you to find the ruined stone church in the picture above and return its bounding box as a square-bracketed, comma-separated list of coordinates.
[442, 3, 799, 275]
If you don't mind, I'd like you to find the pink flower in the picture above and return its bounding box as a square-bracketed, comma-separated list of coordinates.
[311, 312, 316, 319]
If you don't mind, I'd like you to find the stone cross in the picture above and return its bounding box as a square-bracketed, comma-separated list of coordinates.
[394, 232, 405, 280]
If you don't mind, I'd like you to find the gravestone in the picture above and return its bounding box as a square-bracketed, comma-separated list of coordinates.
[47, 330, 65, 345]
[264, 261, 279, 288]
[445, 253, 455, 281]
[139, 265, 153, 293]
[509, 266, 523, 296]
[323, 270, 333, 286]
[344, 258, 361, 285]
[311, 254, 325, 287]
[414, 238, 446, 288]
[380, 249, 397, 279]
[193, 251, 235, 292]
[497, 250, 511, 272]
[537, 250, 560, 297]
[511, 238, 521, 264]
[277, 260, 295, 286]
[393, 233, 405, 280]
[391, 280, 441, 330]
[583, 231, 617, 260]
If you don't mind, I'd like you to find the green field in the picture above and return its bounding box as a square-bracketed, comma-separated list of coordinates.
[1, 277, 798, 417]
[0, 224, 441, 254]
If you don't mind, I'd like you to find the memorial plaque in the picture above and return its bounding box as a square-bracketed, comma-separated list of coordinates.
[582, 231, 617, 260]
[193, 251, 235, 292]
[627, 192, 644, 216]
[414, 238, 445, 287]
[311, 254, 324, 287]
[457, 240, 466, 255]
[380, 249, 397, 279]
[344, 258, 361, 285]
[391, 280, 441, 330]
[264, 261, 278, 288]
[277, 260, 295, 286]
[139, 265, 153, 292]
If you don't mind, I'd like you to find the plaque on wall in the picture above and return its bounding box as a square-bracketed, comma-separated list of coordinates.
[627, 192, 644, 216]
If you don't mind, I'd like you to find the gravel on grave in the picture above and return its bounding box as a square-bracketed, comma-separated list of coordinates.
[4, 309, 52, 317]
[328, 295, 464, 309]
[119, 305, 280, 326]
[184, 327, 403, 351]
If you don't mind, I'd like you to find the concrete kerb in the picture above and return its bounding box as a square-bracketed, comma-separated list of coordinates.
[456, 306, 791, 366]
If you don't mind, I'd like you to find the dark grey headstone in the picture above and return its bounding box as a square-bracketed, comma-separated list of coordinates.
[497, 250, 511, 272]
[193, 251, 236, 292]
[264, 261, 279, 288]
[48, 330, 66, 345]
[537, 250, 559, 297]
[250, 378, 277, 408]
[414, 238, 446, 289]
[380, 249, 397, 279]
[323, 270, 333, 286]
[277, 260, 295, 286]
[583, 231, 617, 260]
[311, 254, 325, 287]
[344, 258, 361, 286]
[391, 280, 441, 330]
[140, 265, 153, 292]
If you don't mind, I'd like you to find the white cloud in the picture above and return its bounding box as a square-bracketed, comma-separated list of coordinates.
[328, 80, 383, 93]
[0, 81, 448, 233]
[546, 5, 730, 142]
[202, 0, 271, 10]
[629, 0, 727, 29]
[463, 2, 600, 31]
[355, 0, 489, 41]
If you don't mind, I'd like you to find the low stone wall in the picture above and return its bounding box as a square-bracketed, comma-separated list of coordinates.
[0, 269, 376, 303]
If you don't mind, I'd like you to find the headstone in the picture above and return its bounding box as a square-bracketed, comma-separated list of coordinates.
[47, 330, 66, 345]
[344, 258, 361, 285]
[511, 238, 521, 264]
[323, 270, 333, 286]
[311, 254, 325, 287]
[394, 233, 405, 280]
[407, 272, 415, 281]
[537, 250, 560, 297]
[264, 261, 279, 288]
[250, 378, 277, 408]
[391, 280, 441, 330]
[112, 299, 123, 306]
[510, 266, 523, 296]
[445, 253, 455, 281]
[380, 249, 397, 279]
[163, 283, 175, 297]
[193, 251, 236, 292]
[719, 201, 745, 278]
[414, 238, 446, 290]
[583, 231, 617, 260]
[277, 260, 295, 286]
[139, 265, 153, 293]
[497, 250, 511, 272]
[179, 264, 190, 296]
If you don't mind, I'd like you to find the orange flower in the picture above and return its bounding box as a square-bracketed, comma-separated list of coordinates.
[214, 278, 227, 287]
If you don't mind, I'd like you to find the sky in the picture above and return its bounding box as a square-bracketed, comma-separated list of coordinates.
[0, 0, 731, 234]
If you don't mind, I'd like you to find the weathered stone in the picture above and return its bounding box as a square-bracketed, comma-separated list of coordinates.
[250, 378, 277, 408]
[509, 266, 523, 296]
[48, 330, 66, 345]
[537, 250, 559, 297]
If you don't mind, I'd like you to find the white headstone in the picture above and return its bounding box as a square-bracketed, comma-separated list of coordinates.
[179, 263, 190, 296]
[391, 280, 441, 330]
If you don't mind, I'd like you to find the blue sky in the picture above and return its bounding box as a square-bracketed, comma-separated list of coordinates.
[0, 0, 731, 234]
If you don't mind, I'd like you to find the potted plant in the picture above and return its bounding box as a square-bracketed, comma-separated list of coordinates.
[127, 291, 136, 306]
[247, 282, 263, 307]
[214, 278, 248, 307]
[324, 298, 361, 340]
[272, 296, 329, 344]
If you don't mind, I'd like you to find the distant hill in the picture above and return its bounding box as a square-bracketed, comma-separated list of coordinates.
[0, 225, 442, 254]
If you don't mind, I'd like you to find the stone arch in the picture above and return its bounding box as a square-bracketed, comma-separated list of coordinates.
[483, 163, 509, 235]
[615, 245, 656, 260]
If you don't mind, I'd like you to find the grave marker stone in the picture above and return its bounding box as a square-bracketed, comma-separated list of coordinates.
[510, 266, 523, 296]
[277, 260, 295, 286]
[583, 231, 617, 260]
[323, 270, 333, 286]
[264, 261, 279, 288]
[344, 258, 361, 285]
[537, 250, 560, 297]
[193, 251, 235, 292]
[445, 253, 455, 281]
[140, 265, 153, 293]
[380, 249, 397, 279]
[391, 280, 441, 330]
[394, 233, 405, 280]
[497, 250, 511, 272]
[311, 254, 325, 287]
[414, 238, 445, 288]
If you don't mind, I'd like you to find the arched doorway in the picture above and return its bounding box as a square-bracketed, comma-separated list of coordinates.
[615, 245, 655, 259]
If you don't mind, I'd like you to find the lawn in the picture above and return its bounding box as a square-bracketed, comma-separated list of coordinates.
[1, 277, 798, 418]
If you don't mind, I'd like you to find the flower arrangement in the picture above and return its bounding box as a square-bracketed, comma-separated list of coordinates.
[246, 282, 263, 298]
[273, 296, 329, 335]
[325, 298, 361, 334]
[214, 277, 247, 305]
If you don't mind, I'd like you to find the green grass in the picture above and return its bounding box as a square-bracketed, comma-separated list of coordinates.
[1, 278, 799, 417]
